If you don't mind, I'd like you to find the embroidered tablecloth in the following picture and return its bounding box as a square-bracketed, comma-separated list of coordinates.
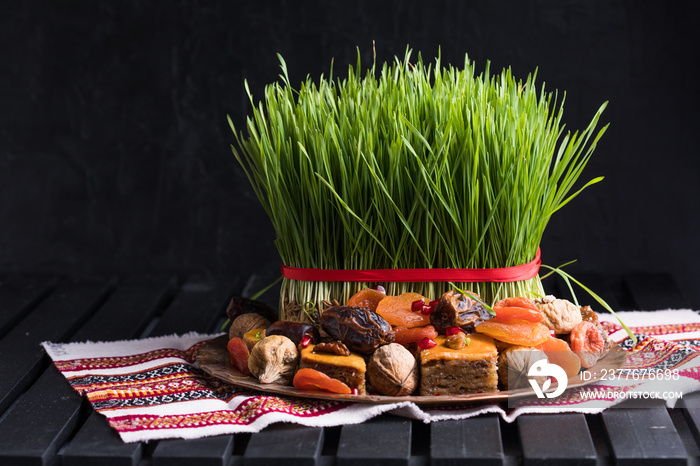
[42, 309, 700, 443]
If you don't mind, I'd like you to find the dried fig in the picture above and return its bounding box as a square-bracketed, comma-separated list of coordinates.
[367, 343, 418, 396]
[532, 296, 581, 334]
[248, 335, 299, 384]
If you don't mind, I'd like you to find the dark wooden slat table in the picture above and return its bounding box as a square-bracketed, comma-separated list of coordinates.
[430, 416, 504, 466]
[0, 272, 697, 465]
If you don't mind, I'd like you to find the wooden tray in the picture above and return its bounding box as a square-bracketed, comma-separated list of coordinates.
[196, 334, 627, 406]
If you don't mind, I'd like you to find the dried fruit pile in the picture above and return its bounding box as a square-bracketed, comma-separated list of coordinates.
[224, 288, 614, 396]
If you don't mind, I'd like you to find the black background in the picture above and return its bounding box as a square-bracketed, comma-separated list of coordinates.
[2, 1, 699, 307]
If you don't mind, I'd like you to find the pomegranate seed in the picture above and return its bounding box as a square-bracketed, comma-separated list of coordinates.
[411, 299, 424, 312]
[351, 388, 359, 395]
[549, 330, 556, 337]
[446, 326, 465, 336]
[375, 285, 386, 294]
[420, 299, 439, 315]
[418, 338, 437, 350]
[300, 335, 312, 349]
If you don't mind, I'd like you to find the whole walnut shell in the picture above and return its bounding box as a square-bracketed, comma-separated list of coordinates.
[498, 346, 548, 389]
[248, 335, 299, 384]
[229, 313, 271, 340]
[367, 343, 418, 396]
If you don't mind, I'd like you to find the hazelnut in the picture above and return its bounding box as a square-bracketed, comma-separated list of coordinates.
[367, 343, 418, 396]
[229, 313, 271, 340]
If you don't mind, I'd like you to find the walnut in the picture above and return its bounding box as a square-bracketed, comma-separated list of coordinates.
[445, 333, 469, 350]
[313, 341, 350, 356]
[367, 343, 418, 396]
[532, 295, 582, 334]
[229, 313, 271, 340]
[498, 346, 548, 389]
[248, 335, 299, 384]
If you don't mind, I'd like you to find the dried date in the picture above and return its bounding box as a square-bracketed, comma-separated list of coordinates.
[430, 290, 492, 334]
[320, 306, 394, 354]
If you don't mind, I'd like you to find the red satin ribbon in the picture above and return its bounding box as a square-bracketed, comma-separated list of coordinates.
[281, 247, 541, 283]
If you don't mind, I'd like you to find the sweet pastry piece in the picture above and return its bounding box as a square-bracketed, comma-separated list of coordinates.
[419, 334, 499, 395]
[242, 328, 265, 351]
[299, 342, 367, 394]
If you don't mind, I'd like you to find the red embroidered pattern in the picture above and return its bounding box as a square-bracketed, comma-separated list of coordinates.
[631, 323, 700, 337]
[84, 371, 228, 405]
[109, 396, 347, 432]
[54, 342, 205, 372]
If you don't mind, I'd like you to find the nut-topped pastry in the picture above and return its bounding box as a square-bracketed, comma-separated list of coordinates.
[299, 342, 368, 394]
[419, 334, 499, 395]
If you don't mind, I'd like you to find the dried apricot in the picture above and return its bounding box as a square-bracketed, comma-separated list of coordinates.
[393, 325, 439, 345]
[293, 368, 352, 394]
[492, 306, 543, 324]
[494, 297, 539, 312]
[227, 337, 251, 376]
[570, 321, 605, 369]
[475, 320, 550, 346]
[376, 292, 432, 328]
[536, 337, 581, 377]
[346, 288, 387, 312]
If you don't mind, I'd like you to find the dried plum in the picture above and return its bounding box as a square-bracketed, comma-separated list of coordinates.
[225, 296, 278, 323]
[320, 306, 394, 354]
[430, 290, 492, 334]
[266, 321, 320, 346]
